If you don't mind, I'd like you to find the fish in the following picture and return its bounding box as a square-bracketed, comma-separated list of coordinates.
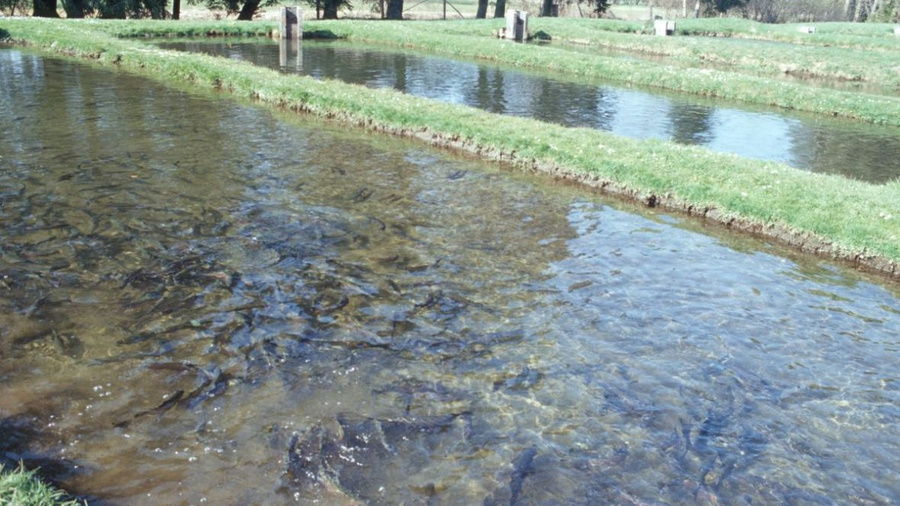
[312, 294, 349, 316]
[114, 389, 185, 428]
[51, 330, 84, 359]
[283, 424, 364, 505]
[493, 366, 544, 392]
[509, 447, 538, 505]
[15, 295, 46, 318]
[184, 371, 233, 410]
[349, 187, 373, 203]
[483, 447, 538, 506]
[367, 216, 387, 231]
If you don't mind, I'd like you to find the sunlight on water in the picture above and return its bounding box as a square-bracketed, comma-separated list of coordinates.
[1, 48, 898, 505]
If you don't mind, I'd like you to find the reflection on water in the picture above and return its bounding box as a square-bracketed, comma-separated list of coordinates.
[159, 39, 900, 184]
[1, 48, 899, 505]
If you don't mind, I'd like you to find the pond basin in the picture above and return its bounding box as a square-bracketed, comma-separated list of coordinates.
[1, 47, 899, 505]
[157, 39, 900, 184]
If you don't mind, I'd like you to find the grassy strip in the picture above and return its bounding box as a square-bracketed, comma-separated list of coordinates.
[0, 464, 83, 506]
[673, 18, 900, 51]
[75, 18, 277, 37]
[422, 16, 900, 51]
[519, 18, 900, 91]
[421, 15, 900, 52]
[32, 19, 900, 125]
[2, 20, 900, 276]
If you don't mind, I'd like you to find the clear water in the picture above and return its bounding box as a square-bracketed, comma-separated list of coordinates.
[1, 48, 899, 505]
[158, 39, 900, 184]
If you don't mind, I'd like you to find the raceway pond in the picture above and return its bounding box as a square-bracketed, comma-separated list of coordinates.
[1, 48, 899, 505]
[157, 38, 900, 184]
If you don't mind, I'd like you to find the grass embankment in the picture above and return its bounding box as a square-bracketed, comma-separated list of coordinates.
[518, 18, 900, 91]
[0, 464, 82, 506]
[2, 20, 900, 278]
[62, 18, 900, 125]
[568, 16, 900, 50]
[429, 15, 900, 51]
[674, 18, 900, 51]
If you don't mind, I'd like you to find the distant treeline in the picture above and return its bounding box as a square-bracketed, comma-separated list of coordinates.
[2, 0, 897, 27]
[3, 0, 591, 21]
[5, 0, 279, 20]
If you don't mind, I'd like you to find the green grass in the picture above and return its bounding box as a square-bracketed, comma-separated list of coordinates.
[0, 464, 83, 506]
[518, 18, 900, 91]
[2, 19, 900, 277]
[674, 18, 900, 50]
[38, 19, 900, 124]
[461, 16, 900, 50]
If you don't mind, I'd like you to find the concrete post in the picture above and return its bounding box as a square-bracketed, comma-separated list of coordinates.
[517, 11, 528, 42]
[504, 10, 528, 42]
[281, 6, 302, 40]
[654, 20, 675, 36]
[506, 9, 517, 39]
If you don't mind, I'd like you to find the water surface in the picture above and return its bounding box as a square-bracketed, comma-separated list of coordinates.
[1, 48, 899, 505]
[158, 39, 900, 184]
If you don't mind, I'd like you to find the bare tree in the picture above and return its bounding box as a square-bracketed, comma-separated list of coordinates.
[476, 0, 487, 17]
[743, 0, 846, 22]
[32, 0, 60, 16]
[493, 0, 505, 17]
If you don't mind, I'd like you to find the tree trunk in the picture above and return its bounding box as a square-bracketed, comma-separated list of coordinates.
[33, 0, 60, 17]
[144, 0, 166, 19]
[853, 0, 867, 21]
[62, 0, 87, 18]
[237, 0, 261, 20]
[493, 0, 505, 18]
[476, 0, 488, 18]
[323, 0, 339, 19]
[541, 0, 553, 16]
[172, 0, 180, 19]
[386, 0, 403, 19]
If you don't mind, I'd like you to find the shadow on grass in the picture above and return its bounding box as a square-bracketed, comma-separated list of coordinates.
[303, 29, 340, 39]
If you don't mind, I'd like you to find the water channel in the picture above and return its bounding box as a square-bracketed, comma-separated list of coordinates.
[158, 39, 900, 184]
[1, 48, 899, 505]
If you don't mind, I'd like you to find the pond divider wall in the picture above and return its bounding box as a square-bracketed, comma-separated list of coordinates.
[281, 7, 302, 40]
[654, 20, 675, 36]
[504, 11, 529, 42]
